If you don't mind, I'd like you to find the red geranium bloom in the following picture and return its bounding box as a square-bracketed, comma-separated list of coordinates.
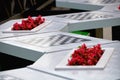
[67, 44, 104, 66]
[118, 5, 120, 10]
[12, 15, 45, 30]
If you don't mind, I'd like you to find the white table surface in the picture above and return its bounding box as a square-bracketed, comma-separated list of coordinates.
[56, 0, 120, 40]
[0, 17, 67, 39]
[1, 11, 120, 38]
[56, 0, 120, 10]
[49, 11, 120, 31]
[100, 4, 120, 13]
[29, 42, 120, 80]
[0, 68, 71, 80]
[0, 32, 115, 61]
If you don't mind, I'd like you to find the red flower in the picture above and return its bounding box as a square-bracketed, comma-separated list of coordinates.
[67, 44, 104, 66]
[12, 23, 21, 30]
[12, 15, 45, 30]
[118, 5, 120, 10]
[87, 59, 94, 65]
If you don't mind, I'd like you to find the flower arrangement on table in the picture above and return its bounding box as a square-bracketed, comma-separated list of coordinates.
[12, 15, 45, 30]
[118, 5, 120, 10]
[67, 44, 104, 66]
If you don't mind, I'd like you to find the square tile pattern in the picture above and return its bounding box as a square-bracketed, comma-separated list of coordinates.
[56, 13, 113, 20]
[18, 34, 91, 47]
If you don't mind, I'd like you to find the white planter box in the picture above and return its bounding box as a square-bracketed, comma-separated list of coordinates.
[2, 21, 51, 33]
[55, 48, 114, 70]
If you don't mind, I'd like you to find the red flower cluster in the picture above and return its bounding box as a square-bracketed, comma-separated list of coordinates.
[12, 15, 45, 30]
[67, 44, 104, 66]
[118, 5, 120, 10]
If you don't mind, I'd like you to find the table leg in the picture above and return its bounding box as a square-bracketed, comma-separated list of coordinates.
[103, 27, 112, 40]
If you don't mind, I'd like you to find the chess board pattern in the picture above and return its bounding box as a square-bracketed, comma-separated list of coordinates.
[56, 13, 113, 20]
[18, 34, 91, 47]
[96, 0, 120, 4]
[85, 0, 120, 4]
[0, 75, 22, 80]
